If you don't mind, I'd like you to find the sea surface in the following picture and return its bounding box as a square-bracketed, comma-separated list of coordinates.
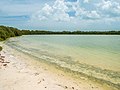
[6, 35, 120, 89]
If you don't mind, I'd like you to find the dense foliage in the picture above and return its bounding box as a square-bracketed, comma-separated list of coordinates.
[21, 30, 120, 35]
[0, 25, 120, 41]
[0, 26, 22, 41]
[0, 46, 2, 51]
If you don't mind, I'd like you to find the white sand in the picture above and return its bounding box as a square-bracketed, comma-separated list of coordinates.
[0, 45, 111, 90]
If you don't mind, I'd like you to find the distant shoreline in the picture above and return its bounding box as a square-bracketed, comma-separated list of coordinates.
[22, 34, 120, 35]
[0, 26, 120, 41]
[21, 30, 120, 35]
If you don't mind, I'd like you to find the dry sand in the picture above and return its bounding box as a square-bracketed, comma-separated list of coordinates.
[0, 45, 111, 90]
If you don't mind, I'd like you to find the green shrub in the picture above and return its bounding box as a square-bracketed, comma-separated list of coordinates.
[0, 25, 22, 41]
[0, 38, 4, 41]
[0, 46, 2, 51]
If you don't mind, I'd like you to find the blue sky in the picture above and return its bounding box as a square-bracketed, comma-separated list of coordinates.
[0, 0, 120, 31]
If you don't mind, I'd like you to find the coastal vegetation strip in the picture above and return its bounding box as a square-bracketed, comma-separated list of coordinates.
[22, 30, 120, 35]
[0, 25, 22, 41]
[0, 25, 120, 41]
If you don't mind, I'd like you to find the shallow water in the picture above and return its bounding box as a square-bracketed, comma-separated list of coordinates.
[6, 35, 120, 89]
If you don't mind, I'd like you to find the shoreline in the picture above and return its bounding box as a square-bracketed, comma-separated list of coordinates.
[0, 43, 117, 90]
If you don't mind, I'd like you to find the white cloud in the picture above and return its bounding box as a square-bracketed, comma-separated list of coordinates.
[83, 0, 89, 3]
[29, 0, 120, 30]
[33, 4, 53, 20]
[97, 0, 120, 17]
[32, 0, 102, 22]
[53, 0, 68, 12]
[42, 4, 53, 16]
[52, 0, 70, 21]
[87, 11, 100, 19]
[101, 0, 112, 10]
[75, 7, 100, 19]
[31, 0, 120, 21]
[32, 0, 71, 22]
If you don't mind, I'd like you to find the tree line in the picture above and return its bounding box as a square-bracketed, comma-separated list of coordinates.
[21, 30, 120, 35]
[0, 25, 22, 41]
[0, 25, 120, 41]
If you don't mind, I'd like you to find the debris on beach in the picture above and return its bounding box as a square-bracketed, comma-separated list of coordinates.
[0, 53, 10, 68]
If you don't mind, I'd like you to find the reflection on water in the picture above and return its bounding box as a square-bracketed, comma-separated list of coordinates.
[6, 35, 120, 89]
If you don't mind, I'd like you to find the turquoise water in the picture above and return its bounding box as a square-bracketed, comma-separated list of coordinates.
[6, 35, 120, 89]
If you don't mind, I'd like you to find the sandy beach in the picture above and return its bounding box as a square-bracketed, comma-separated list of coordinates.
[0, 44, 114, 90]
[0, 0, 120, 89]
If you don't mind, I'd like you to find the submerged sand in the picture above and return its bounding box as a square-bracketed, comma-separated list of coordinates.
[0, 44, 114, 90]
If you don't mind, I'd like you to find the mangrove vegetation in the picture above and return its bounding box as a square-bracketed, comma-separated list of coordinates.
[0, 25, 120, 41]
[0, 25, 22, 41]
[21, 30, 120, 35]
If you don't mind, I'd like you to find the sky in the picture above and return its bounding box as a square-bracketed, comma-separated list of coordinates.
[0, 0, 120, 31]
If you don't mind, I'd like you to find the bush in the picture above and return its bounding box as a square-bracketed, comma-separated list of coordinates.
[0, 25, 22, 41]
[0, 46, 2, 51]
